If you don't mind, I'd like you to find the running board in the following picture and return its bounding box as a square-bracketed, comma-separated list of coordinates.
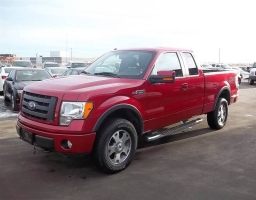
[145, 118, 203, 142]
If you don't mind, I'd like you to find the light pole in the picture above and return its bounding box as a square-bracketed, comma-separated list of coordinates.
[70, 48, 72, 60]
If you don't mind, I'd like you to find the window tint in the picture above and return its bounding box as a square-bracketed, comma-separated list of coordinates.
[182, 53, 198, 75]
[152, 53, 183, 77]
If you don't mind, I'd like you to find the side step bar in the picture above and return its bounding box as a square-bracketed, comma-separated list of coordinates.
[145, 118, 203, 142]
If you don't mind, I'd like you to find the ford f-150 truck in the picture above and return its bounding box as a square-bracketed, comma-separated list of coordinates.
[16, 48, 239, 173]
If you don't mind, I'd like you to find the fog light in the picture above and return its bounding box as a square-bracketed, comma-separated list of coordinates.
[61, 139, 72, 149]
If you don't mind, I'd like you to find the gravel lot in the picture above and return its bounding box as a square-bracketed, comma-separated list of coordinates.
[1, 81, 256, 200]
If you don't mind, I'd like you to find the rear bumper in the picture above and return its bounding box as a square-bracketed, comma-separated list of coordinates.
[16, 119, 96, 154]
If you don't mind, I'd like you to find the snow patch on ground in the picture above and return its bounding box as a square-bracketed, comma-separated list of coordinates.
[0, 110, 18, 119]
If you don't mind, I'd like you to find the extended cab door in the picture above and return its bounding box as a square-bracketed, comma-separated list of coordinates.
[180, 52, 204, 117]
[145, 52, 190, 130]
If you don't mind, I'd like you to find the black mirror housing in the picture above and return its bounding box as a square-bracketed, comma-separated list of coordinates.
[149, 70, 175, 84]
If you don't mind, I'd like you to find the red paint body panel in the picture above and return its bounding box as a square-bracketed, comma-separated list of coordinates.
[17, 47, 238, 154]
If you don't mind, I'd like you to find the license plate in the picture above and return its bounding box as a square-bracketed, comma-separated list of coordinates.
[21, 129, 34, 144]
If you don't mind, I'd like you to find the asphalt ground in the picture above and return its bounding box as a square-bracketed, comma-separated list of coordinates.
[1, 80, 256, 200]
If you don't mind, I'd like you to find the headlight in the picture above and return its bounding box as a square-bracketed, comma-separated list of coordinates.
[60, 102, 93, 126]
[17, 90, 23, 94]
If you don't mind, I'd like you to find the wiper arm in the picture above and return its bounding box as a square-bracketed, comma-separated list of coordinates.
[94, 72, 120, 78]
[80, 71, 90, 75]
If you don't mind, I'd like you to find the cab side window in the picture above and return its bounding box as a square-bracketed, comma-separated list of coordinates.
[152, 53, 183, 77]
[182, 53, 198, 75]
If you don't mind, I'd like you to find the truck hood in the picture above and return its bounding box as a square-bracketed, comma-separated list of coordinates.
[24, 75, 145, 100]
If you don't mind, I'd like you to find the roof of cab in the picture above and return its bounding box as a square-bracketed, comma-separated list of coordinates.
[113, 47, 193, 53]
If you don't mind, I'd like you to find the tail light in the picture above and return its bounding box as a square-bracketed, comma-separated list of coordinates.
[2, 76, 7, 79]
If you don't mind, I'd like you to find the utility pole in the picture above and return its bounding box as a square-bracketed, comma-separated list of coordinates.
[70, 48, 72, 60]
[219, 48, 221, 63]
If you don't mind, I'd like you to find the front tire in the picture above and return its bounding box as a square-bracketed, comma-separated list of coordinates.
[207, 98, 228, 130]
[92, 118, 138, 173]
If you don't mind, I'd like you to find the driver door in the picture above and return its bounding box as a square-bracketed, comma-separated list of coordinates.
[145, 52, 190, 131]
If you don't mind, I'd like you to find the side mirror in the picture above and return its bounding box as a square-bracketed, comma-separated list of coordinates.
[33, 66, 36, 68]
[52, 75, 57, 78]
[6, 77, 13, 81]
[149, 70, 175, 84]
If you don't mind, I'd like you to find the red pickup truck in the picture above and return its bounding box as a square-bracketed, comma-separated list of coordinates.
[16, 48, 239, 173]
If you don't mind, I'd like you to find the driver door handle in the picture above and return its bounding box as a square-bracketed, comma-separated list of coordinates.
[182, 83, 188, 91]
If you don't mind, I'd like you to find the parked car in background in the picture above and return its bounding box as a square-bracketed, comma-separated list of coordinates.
[42, 62, 60, 69]
[61, 68, 85, 77]
[233, 68, 250, 79]
[0, 67, 22, 93]
[201, 63, 213, 68]
[3, 69, 52, 111]
[248, 62, 256, 85]
[66, 61, 87, 69]
[12, 60, 34, 68]
[45, 67, 67, 77]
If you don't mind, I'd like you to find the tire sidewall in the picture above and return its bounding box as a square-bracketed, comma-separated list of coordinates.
[98, 119, 138, 172]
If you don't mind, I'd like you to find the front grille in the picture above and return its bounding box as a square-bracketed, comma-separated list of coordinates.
[22, 92, 58, 122]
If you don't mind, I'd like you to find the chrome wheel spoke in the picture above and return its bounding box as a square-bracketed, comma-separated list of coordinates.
[121, 132, 130, 144]
[121, 145, 130, 155]
[112, 131, 121, 143]
[114, 153, 121, 163]
[108, 145, 116, 156]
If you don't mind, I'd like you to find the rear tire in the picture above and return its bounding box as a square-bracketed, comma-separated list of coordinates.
[3, 88, 8, 102]
[11, 93, 19, 111]
[92, 118, 138, 173]
[207, 98, 228, 130]
[248, 78, 254, 85]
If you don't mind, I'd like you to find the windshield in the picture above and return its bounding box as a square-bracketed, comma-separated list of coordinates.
[71, 63, 86, 68]
[84, 50, 156, 79]
[12, 61, 32, 67]
[252, 63, 256, 68]
[16, 70, 52, 81]
[44, 63, 60, 68]
[50, 68, 67, 75]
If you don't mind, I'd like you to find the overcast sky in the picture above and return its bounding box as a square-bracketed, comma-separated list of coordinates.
[0, 0, 255, 63]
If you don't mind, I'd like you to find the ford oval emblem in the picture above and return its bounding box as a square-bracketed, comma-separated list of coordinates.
[28, 101, 36, 110]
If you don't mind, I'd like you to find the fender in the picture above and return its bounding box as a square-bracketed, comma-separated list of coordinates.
[213, 86, 231, 110]
[93, 103, 144, 133]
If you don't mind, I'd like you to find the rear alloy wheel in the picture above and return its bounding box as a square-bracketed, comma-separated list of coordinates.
[11, 93, 19, 111]
[207, 98, 228, 130]
[248, 78, 254, 85]
[93, 118, 138, 173]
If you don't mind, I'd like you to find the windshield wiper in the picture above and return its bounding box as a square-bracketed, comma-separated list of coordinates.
[80, 71, 90, 75]
[94, 72, 120, 78]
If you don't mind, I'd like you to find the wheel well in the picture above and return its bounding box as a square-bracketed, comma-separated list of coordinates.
[97, 108, 143, 136]
[219, 89, 230, 105]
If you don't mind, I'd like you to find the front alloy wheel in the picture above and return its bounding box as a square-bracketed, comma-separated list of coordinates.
[107, 130, 131, 165]
[93, 118, 138, 173]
